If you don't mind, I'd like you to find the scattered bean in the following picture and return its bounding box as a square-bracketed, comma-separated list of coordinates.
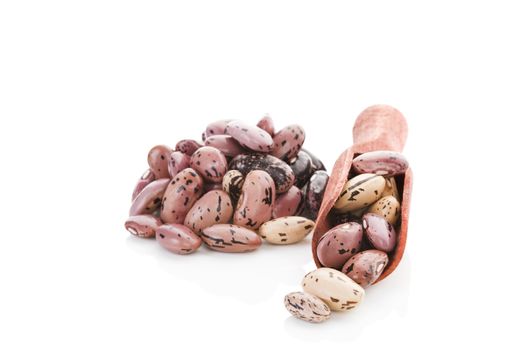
[284, 291, 331, 323]
[302, 268, 365, 311]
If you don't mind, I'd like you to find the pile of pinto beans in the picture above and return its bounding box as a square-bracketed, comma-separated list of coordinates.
[126, 116, 328, 253]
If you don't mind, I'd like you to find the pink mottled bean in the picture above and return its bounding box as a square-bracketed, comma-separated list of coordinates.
[168, 151, 191, 178]
[156, 224, 202, 254]
[190, 146, 228, 183]
[233, 170, 275, 229]
[129, 178, 170, 216]
[271, 124, 305, 161]
[160, 168, 203, 224]
[175, 139, 202, 156]
[272, 186, 303, 218]
[225, 120, 274, 153]
[316, 222, 363, 269]
[352, 150, 409, 176]
[147, 145, 172, 179]
[204, 135, 245, 157]
[125, 214, 162, 238]
[184, 190, 233, 234]
[256, 115, 275, 136]
[203, 119, 232, 140]
[201, 224, 262, 252]
[131, 169, 155, 201]
[362, 213, 397, 252]
[341, 250, 389, 288]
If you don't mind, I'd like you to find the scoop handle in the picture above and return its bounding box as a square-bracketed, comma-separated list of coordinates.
[352, 105, 408, 153]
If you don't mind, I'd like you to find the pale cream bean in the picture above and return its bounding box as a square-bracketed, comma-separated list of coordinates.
[333, 173, 386, 212]
[259, 216, 314, 245]
[302, 267, 365, 311]
[381, 176, 400, 201]
[367, 195, 400, 225]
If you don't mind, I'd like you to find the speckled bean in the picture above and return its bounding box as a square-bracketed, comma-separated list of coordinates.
[289, 151, 313, 188]
[203, 119, 232, 140]
[367, 195, 400, 225]
[256, 115, 275, 136]
[129, 178, 170, 216]
[160, 168, 203, 224]
[272, 186, 303, 218]
[233, 170, 275, 229]
[303, 170, 329, 220]
[189, 146, 228, 183]
[147, 145, 172, 179]
[271, 124, 305, 161]
[184, 190, 233, 234]
[201, 224, 262, 252]
[225, 120, 274, 153]
[204, 135, 245, 157]
[353, 150, 409, 176]
[168, 151, 191, 178]
[156, 224, 202, 254]
[222, 170, 244, 204]
[259, 216, 314, 245]
[316, 222, 363, 269]
[125, 214, 162, 238]
[131, 169, 155, 201]
[284, 291, 331, 323]
[382, 176, 400, 200]
[362, 213, 397, 252]
[302, 268, 365, 311]
[333, 173, 386, 212]
[302, 148, 325, 171]
[341, 250, 389, 288]
[229, 154, 295, 193]
[175, 139, 202, 156]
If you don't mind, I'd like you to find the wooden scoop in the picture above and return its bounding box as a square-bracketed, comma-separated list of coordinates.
[311, 105, 413, 284]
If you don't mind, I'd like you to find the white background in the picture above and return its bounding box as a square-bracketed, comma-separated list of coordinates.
[1, 1, 524, 349]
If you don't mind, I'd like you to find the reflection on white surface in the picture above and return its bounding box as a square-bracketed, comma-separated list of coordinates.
[126, 234, 315, 303]
[126, 233, 411, 342]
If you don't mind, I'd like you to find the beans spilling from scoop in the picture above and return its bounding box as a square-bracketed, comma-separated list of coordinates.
[126, 116, 328, 254]
[284, 150, 409, 323]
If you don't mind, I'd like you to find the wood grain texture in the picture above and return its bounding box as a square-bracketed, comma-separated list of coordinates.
[311, 105, 412, 284]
